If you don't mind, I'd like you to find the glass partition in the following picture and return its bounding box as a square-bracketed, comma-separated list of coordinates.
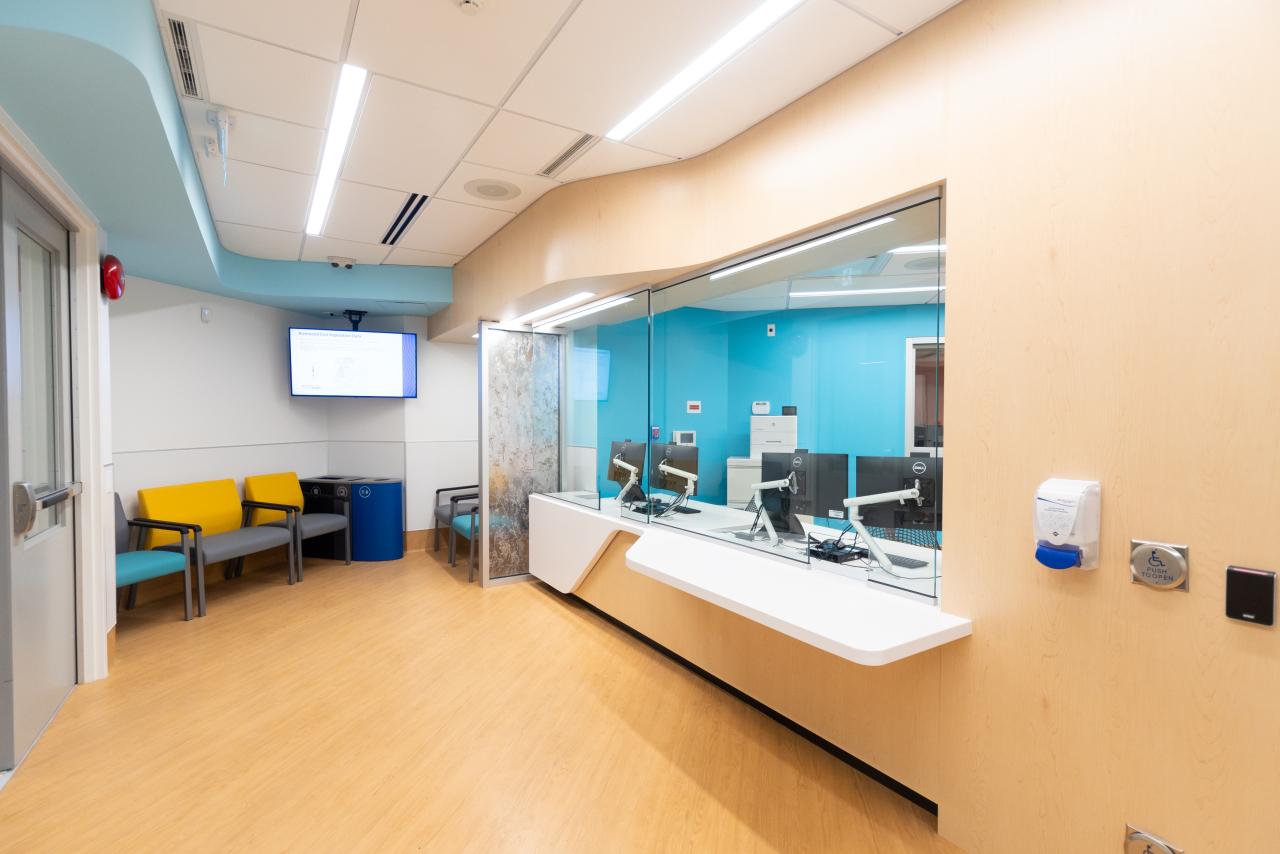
[540, 291, 650, 514]
[528, 197, 945, 599]
[650, 199, 944, 596]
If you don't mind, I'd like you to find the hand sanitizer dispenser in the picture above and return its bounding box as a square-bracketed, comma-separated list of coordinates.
[1034, 479, 1101, 570]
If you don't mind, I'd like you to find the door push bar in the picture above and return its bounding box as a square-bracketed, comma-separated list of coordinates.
[13, 481, 81, 536]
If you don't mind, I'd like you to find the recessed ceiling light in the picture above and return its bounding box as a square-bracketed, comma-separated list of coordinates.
[790, 285, 945, 298]
[709, 216, 895, 281]
[533, 296, 636, 328]
[508, 292, 596, 326]
[464, 178, 522, 202]
[306, 64, 368, 236]
[606, 0, 804, 141]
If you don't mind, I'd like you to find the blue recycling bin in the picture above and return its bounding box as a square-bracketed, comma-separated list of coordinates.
[351, 478, 404, 561]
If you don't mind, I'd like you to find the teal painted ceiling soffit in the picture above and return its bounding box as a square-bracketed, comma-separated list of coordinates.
[0, 0, 451, 316]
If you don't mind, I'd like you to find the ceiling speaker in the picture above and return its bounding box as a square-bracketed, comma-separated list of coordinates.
[464, 178, 521, 202]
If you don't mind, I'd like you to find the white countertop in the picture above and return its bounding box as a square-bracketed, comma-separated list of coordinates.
[530, 493, 972, 667]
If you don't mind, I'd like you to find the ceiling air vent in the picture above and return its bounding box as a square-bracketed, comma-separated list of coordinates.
[538, 133, 597, 178]
[381, 193, 428, 246]
[166, 18, 202, 98]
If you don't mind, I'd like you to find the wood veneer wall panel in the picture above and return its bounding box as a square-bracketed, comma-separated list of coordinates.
[574, 532, 944, 800]
[439, 0, 1280, 849]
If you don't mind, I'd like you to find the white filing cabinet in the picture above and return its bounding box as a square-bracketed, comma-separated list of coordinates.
[750, 415, 798, 458]
[726, 457, 763, 509]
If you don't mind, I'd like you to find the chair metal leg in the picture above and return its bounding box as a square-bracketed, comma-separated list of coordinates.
[195, 550, 207, 617]
[182, 566, 193, 621]
[468, 535, 475, 583]
[294, 525, 304, 583]
[344, 524, 352, 566]
[126, 584, 138, 610]
[448, 527, 457, 566]
[433, 522, 440, 552]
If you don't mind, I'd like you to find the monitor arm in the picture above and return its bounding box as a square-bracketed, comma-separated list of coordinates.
[657, 460, 697, 511]
[749, 472, 796, 546]
[610, 456, 639, 505]
[842, 481, 922, 575]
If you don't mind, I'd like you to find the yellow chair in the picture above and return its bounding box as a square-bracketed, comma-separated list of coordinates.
[244, 473, 350, 580]
[137, 479, 297, 616]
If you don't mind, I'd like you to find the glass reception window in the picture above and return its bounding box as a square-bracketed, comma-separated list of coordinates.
[540, 291, 650, 514]
[649, 199, 945, 597]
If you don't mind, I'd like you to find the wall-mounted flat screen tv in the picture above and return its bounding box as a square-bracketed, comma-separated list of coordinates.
[289, 328, 417, 398]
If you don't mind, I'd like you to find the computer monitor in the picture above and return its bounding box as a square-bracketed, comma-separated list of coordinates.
[607, 440, 647, 502]
[649, 442, 698, 496]
[854, 456, 943, 533]
[760, 450, 849, 534]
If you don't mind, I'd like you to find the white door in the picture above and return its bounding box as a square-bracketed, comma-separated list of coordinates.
[0, 171, 78, 772]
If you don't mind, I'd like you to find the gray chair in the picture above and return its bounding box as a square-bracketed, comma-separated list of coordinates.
[433, 484, 478, 565]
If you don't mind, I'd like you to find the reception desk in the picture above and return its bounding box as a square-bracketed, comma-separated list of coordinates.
[530, 494, 969, 666]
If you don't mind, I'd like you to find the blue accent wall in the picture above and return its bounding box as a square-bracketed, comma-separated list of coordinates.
[581, 303, 943, 504]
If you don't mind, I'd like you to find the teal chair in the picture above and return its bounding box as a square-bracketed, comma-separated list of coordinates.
[449, 505, 480, 582]
[115, 494, 197, 621]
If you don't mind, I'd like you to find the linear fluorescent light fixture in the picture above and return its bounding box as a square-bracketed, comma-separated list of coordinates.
[534, 296, 635, 329]
[606, 0, 804, 141]
[305, 64, 368, 236]
[790, 285, 946, 298]
[889, 243, 948, 254]
[709, 216, 895, 282]
[509, 292, 596, 326]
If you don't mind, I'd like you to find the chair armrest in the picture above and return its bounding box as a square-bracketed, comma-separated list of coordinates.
[449, 493, 479, 505]
[131, 517, 201, 533]
[242, 500, 300, 513]
[435, 484, 480, 506]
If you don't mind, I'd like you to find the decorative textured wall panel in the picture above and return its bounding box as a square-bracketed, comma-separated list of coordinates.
[480, 328, 560, 581]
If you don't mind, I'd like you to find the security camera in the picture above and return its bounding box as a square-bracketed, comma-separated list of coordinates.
[328, 256, 356, 270]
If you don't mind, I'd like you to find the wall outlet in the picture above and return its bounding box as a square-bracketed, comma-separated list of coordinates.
[200, 307, 211, 323]
[766, 323, 776, 337]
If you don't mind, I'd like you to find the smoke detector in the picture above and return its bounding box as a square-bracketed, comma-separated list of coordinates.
[464, 178, 521, 202]
[458, 0, 481, 15]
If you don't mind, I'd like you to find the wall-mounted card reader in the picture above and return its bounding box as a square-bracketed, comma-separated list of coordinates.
[1033, 479, 1101, 570]
[1226, 566, 1275, 626]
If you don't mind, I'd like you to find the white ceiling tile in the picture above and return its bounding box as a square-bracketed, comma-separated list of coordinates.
[341, 75, 493, 193]
[384, 247, 464, 267]
[506, 0, 761, 136]
[465, 111, 583, 176]
[347, 0, 577, 105]
[398, 199, 514, 256]
[301, 236, 393, 266]
[197, 24, 337, 127]
[630, 0, 893, 159]
[201, 159, 313, 231]
[323, 181, 412, 244]
[162, 0, 352, 61]
[839, 0, 961, 34]
[216, 221, 303, 261]
[226, 111, 323, 174]
[435, 162, 559, 214]
[556, 139, 675, 183]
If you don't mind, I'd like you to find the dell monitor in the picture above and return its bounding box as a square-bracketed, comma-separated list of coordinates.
[650, 442, 698, 496]
[854, 456, 943, 535]
[607, 440, 647, 502]
[760, 450, 849, 535]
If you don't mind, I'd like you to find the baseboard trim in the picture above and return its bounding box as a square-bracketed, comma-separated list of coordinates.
[568, 593, 939, 817]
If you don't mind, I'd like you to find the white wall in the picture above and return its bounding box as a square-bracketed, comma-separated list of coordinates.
[110, 279, 477, 531]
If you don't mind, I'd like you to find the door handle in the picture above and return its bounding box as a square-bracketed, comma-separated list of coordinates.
[13, 481, 81, 536]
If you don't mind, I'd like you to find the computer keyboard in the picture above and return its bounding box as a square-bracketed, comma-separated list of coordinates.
[886, 553, 929, 569]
